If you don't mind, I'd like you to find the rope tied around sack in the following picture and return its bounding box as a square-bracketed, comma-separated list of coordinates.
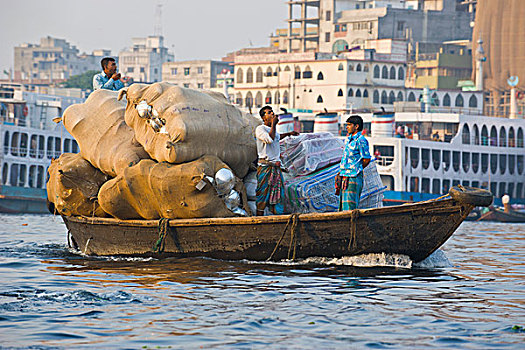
[348, 209, 361, 250]
[153, 218, 170, 253]
[267, 213, 300, 261]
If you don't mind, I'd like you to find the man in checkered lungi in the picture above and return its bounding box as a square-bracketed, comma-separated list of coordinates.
[336, 115, 371, 211]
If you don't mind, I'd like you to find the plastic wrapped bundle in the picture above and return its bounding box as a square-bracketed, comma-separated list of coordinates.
[98, 155, 250, 220]
[280, 132, 344, 177]
[121, 82, 260, 178]
[283, 160, 386, 213]
[62, 89, 150, 177]
[47, 153, 109, 217]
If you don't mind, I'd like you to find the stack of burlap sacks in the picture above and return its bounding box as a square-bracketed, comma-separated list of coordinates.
[47, 83, 261, 220]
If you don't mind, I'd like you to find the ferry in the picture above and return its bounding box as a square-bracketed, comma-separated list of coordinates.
[0, 84, 83, 213]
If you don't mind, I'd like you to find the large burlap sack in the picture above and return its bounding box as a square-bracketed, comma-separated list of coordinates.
[62, 89, 150, 177]
[47, 153, 108, 217]
[98, 155, 250, 220]
[120, 82, 259, 178]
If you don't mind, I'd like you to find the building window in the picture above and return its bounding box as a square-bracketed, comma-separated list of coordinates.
[382, 66, 388, 79]
[469, 95, 478, 108]
[317, 72, 324, 80]
[256, 67, 263, 82]
[325, 32, 330, 42]
[332, 39, 349, 53]
[455, 94, 464, 107]
[373, 65, 380, 78]
[295, 66, 301, 79]
[390, 67, 396, 79]
[338, 63, 344, 71]
[246, 68, 253, 83]
[373, 90, 379, 103]
[326, 10, 331, 21]
[337, 89, 343, 97]
[183, 83, 190, 88]
[140, 67, 145, 73]
[398, 67, 404, 80]
[443, 93, 451, 106]
[397, 21, 405, 31]
[127, 67, 134, 73]
[317, 95, 323, 103]
[154, 68, 158, 74]
[348, 88, 354, 97]
[355, 89, 361, 98]
[184, 67, 190, 76]
[356, 64, 362, 72]
[197, 67, 203, 74]
[363, 89, 368, 98]
[303, 66, 312, 78]
[197, 83, 203, 89]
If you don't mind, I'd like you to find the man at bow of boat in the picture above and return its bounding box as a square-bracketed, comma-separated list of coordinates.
[93, 57, 127, 91]
[336, 115, 371, 211]
[255, 106, 299, 216]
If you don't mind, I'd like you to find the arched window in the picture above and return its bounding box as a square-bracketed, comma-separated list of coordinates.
[431, 93, 439, 106]
[355, 89, 362, 98]
[481, 125, 489, 146]
[283, 90, 289, 104]
[455, 94, 464, 107]
[373, 65, 380, 78]
[474, 125, 480, 145]
[337, 89, 343, 97]
[499, 126, 507, 147]
[363, 64, 369, 72]
[332, 39, 349, 53]
[398, 67, 404, 80]
[317, 95, 324, 103]
[388, 91, 395, 104]
[235, 92, 243, 106]
[443, 93, 451, 106]
[490, 126, 498, 146]
[303, 65, 312, 79]
[408, 92, 416, 102]
[509, 127, 515, 147]
[363, 89, 368, 98]
[255, 91, 263, 107]
[397, 91, 403, 102]
[469, 95, 477, 108]
[294, 66, 301, 79]
[518, 128, 524, 147]
[381, 91, 388, 104]
[462, 124, 470, 144]
[356, 63, 362, 72]
[284, 66, 291, 72]
[245, 92, 253, 107]
[338, 63, 344, 71]
[389, 66, 396, 79]
[349, 64, 354, 71]
[266, 67, 273, 77]
[373, 90, 380, 103]
[256, 67, 263, 82]
[382, 66, 388, 79]
[265, 91, 272, 104]
[236, 68, 243, 83]
[246, 68, 253, 83]
[317, 72, 324, 80]
[348, 88, 354, 97]
[274, 91, 280, 104]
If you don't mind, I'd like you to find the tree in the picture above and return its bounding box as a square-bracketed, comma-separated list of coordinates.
[61, 70, 99, 90]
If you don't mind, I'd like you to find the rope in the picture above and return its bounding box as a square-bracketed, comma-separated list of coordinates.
[267, 213, 300, 261]
[348, 209, 360, 250]
[153, 218, 170, 253]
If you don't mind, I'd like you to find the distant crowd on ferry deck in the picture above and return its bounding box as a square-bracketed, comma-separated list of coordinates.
[93, 57, 130, 91]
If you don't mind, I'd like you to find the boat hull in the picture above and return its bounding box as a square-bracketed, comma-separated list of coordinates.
[478, 209, 525, 223]
[62, 198, 474, 263]
[0, 186, 49, 214]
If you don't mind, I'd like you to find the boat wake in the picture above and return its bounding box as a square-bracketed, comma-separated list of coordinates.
[255, 249, 451, 269]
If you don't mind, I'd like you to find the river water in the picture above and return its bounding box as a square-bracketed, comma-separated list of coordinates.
[0, 213, 523, 349]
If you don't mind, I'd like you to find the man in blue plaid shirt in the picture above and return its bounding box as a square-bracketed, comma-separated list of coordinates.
[336, 115, 371, 210]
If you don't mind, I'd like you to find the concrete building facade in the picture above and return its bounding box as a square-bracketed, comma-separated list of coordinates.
[162, 60, 232, 90]
[14, 36, 110, 83]
[119, 36, 174, 83]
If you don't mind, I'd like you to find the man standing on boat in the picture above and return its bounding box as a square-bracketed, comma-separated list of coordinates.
[255, 106, 298, 216]
[93, 57, 126, 91]
[336, 115, 371, 211]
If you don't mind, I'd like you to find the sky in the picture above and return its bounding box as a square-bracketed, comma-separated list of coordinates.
[0, 0, 288, 74]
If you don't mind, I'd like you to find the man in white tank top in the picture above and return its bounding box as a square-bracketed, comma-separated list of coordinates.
[255, 106, 298, 215]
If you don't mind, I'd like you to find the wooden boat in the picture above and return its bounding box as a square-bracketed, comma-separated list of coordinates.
[477, 207, 525, 223]
[61, 187, 492, 263]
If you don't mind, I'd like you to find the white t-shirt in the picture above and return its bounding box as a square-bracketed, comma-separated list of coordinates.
[255, 125, 280, 163]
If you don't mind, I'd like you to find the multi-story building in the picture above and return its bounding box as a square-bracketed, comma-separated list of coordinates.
[162, 60, 232, 90]
[119, 36, 174, 83]
[13, 36, 110, 83]
[274, 0, 473, 54]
